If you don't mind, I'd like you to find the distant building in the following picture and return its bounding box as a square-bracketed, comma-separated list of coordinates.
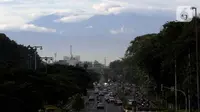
[63, 56, 70, 60]
[67, 59, 79, 66]
[61, 55, 81, 66]
[55, 57, 106, 70]
[55, 60, 68, 65]
[93, 60, 103, 68]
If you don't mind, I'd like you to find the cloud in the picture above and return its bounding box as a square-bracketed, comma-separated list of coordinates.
[110, 26, 134, 34]
[54, 14, 93, 23]
[0, 24, 56, 32]
[0, 0, 13, 2]
[85, 26, 93, 28]
[20, 24, 56, 32]
[93, 0, 200, 15]
[0, 0, 200, 30]
[92, 1, 125, 14]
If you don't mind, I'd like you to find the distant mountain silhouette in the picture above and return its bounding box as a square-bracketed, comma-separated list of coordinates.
[2, 11, 175, 62]
[30, 12, 175, 37]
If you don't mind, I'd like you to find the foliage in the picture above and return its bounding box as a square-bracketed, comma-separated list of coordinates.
[0, 33, 100, 112]
[109, 60, 123, 75]
[109, 18, 200, 109]
[71, 94, 84, 112]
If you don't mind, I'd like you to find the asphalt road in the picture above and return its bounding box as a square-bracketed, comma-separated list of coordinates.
[105, 102, 122, 112]
[85, 88, 152, 112]
[85, 90, 122, 112]
[98, 96, 122, 112]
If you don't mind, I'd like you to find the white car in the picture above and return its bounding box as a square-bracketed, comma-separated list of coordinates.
[108, 97, 115, 103]
[104, 95, 109, 101]
[97, 103, 104, 109]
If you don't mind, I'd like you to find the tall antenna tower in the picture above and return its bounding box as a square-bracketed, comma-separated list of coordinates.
[70, 45, 73, 59]
[104, 57, 106, 66]
[54, 53, 57, 62]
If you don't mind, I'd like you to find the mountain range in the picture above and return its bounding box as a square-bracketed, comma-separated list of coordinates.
[1, 11, 175, 63]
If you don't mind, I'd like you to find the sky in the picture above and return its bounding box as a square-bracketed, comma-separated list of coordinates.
[0, 0, 200, 65]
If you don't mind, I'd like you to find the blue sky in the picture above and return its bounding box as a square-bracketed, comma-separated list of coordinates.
[0, 0, 200, 64]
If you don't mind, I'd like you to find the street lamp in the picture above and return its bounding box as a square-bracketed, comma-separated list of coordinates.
[28, 54, 32, 69]
[191, 6, 199, 111]
[41, 57, 53, 73]
[33, 46, 42, 70]
[161, 84, 187, 112]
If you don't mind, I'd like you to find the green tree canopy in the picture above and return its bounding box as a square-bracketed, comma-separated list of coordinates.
[0, 33, 100, 112]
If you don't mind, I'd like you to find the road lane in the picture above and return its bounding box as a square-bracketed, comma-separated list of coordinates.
[105, 102, 122, 112]
[85, 89, 98, 112]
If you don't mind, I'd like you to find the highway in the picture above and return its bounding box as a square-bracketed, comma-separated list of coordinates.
[85, 83, 153, 112]
[85, 90, 122, 112]
[105, 102, 122, 112]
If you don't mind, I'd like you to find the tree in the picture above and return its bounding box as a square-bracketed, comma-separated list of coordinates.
[111, 18, 200, 109]
[83, 63, 88, 70]
[0, 33, 100, 112]
[72, 94, 84, 112]
[109, 60, 123, 75]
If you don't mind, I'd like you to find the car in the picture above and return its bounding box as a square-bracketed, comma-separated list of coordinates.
[127, 99, 134, 105]
[104, 95, 109, 101]
[108, 97, 115, 103]
[89, 96, 95, 101]
[97, 103, 104, 109]
[99, 92, 104, 96]
[123, 106, 133, 112]
[97, 97, 101, 102]
[109, 92, 113, 96]
[103, 90, 108, 94]
[116, 100, 123, 106]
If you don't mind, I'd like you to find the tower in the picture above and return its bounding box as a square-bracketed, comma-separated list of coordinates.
[70, 45, 73, 59]
[54, 53, 57, 62]
[104, 57, 106, 67]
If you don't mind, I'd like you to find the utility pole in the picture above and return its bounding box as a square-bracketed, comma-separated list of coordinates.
[33, 46, 42, 70]
[104, 57, 106, 67]
[54, 53, 57, 62]
[191, 7, 199, 110]
[188, 48, 191, 112]
[70, 45, 73, 59]
[28, 54, 31, 69]
[41, 57, 53, 73]
[162, 85, 187, 112]
[123, 68, 126, 94]
[175, 52, 177, 112]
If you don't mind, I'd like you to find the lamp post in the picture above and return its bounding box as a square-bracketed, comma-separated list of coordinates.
[161, 84, 187, 112]
[191, 7, 199, 110]
[28, 54, 32, 69]
[41, 57, 53, 73]
[175, 52, 177, 111]
[33, 46, 42, 70]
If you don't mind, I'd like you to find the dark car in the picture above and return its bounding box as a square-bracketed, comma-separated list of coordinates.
[99, 92, 104, 96]
[97, 103, 104, 109]
[116, 100, 123, 106]
[89, 96, 95, 101]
